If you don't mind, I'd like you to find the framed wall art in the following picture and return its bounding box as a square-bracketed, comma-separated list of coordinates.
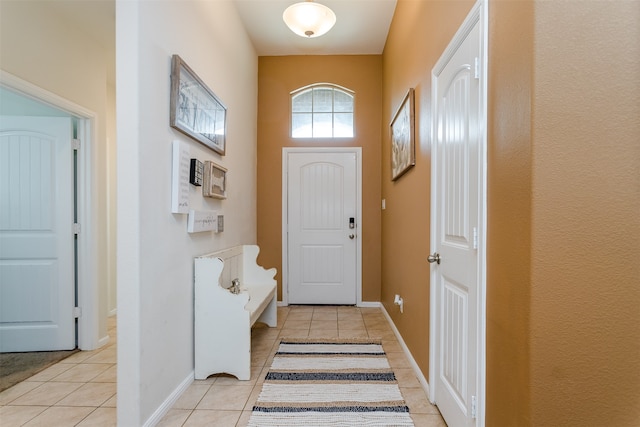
[170, 54, 227, 155]
[202, 161, 227, 199]
[390, 88, 415, 181]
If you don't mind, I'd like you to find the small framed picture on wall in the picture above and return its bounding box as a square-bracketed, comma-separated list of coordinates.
[390, 88, 415, 181]
[202, 161, 227, 199]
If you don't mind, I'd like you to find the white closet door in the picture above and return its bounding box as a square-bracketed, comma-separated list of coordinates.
[0, 116, 75, 351]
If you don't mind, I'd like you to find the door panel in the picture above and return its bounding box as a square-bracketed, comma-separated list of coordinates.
[441, 277, 470, 409]
[287, 151, 357, 305]
[431, 12, 482, 427]
[0, 116, 75, 352]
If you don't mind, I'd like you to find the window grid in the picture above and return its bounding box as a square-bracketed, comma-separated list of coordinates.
[291, 85, 354, 138]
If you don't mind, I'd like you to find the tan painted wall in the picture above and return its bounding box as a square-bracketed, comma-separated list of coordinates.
[256, 2, 639, 424]
[257, 55, 383, 302]
[488, 0, 640, 424]
[530, 1, 640, 425]
[385, 0, 640, 425]
[486, 0, 534, 424]
[381, 0, 475, 380]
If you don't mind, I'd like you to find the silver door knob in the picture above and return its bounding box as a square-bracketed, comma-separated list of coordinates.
[427, 252, 441, 264]
[349, 234, 355, 239]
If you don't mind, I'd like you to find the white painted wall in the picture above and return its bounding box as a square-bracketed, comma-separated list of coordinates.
[106, 83, 117, 316]
[0, 0, 112, 348]
[116, 0, 258, 424]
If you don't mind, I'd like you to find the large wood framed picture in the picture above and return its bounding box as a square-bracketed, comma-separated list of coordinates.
[170, 55, 227, 155]
[390, 88, 415, 180]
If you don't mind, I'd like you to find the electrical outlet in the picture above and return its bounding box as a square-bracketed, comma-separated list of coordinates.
[394, 294, 404, 313]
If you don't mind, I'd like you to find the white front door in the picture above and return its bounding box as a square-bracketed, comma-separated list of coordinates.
[430, 3, 485, 426]
[0, 116, 76, 352]
[285, 149, 359, 305]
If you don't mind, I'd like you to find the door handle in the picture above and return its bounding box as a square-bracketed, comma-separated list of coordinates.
[427, 252, 441, 264]
[349, 234, 355, 239]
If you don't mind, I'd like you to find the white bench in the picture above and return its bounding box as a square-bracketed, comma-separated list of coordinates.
[194, 245, 277, 381]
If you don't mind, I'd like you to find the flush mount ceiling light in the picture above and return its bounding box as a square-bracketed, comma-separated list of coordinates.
[283, 0, 336, 38]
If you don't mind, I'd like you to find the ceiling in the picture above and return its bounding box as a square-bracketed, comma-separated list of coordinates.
[41, 0, 397, 84]
[234, 0, 398, 56]
[46, 0, 396, 55]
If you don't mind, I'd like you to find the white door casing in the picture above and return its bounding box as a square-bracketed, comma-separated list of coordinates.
[282, 148, 362, 305]
[1, 71, 101, 351]
[0, 116, 75, 351]
[429, 2, 487, 427]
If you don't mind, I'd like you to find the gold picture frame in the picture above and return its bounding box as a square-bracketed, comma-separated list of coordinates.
[390, 88, 415, 180]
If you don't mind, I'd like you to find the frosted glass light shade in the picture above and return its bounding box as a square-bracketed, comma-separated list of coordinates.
[283, 1, 336, 38]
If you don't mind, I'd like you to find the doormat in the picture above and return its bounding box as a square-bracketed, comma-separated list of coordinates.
[248, 338, 414, 426]
[0, 349, 78, 392]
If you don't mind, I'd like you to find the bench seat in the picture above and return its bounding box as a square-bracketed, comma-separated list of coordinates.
[194, 245, 277, 381]
[246, 283, 277, 327]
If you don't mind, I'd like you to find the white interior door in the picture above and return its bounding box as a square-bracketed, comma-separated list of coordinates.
[430, 4, 485, 427]
[0, 116, 76, 352]
[285, 149, 359, 305]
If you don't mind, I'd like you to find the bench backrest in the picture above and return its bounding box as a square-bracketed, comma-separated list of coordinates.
[196, 245, 276, 290]
[201, 246, 243, 289]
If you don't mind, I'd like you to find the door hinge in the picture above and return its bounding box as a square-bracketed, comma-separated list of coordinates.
[474, 57, 480, 79]
[73, 223, 81, 235]
[473, 227, 478, 249]
[72, 138, 81, 150]
[471, 395, 477, 418]
[73, 307, 82, 318]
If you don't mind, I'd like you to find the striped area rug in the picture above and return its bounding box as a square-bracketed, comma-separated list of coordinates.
[247, 338, 415, 426]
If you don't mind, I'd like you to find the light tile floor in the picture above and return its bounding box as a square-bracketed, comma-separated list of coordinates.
[0, 316, 118, 426]
[0, 306, 446, 426]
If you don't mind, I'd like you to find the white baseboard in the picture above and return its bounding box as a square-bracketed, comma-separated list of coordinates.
[380, 303, 431, 400]
[276, 298, 428, 397]
[142, 372, 194, 427]
[97, 334, 110, 348]
[358, 301, 382, 308]
[277, 301, 382, 308]
[135, 303, 427, 427]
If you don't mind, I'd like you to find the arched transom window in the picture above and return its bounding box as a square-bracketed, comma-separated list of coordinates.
[291, 84, 354, 138]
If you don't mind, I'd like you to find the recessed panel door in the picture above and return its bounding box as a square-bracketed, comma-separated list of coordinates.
[0, 116, 75, 351]
[286, 151, 357, 305]
[431, 12, 483, 427]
